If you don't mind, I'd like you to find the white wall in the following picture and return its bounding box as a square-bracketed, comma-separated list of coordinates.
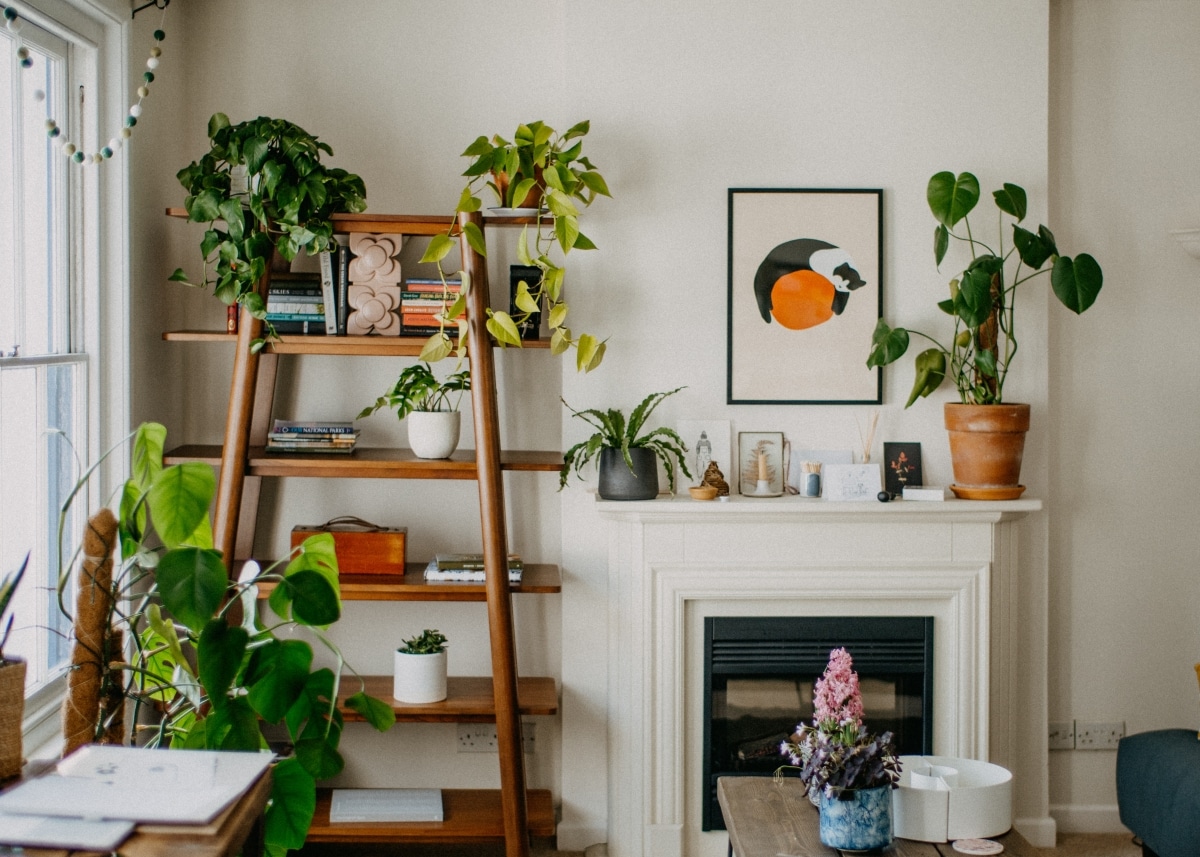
[1048, 0, 1200, 833]
[124, 0, 1197, 846]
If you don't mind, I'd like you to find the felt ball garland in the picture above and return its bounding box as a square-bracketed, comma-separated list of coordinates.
[4, 2, 168, 166]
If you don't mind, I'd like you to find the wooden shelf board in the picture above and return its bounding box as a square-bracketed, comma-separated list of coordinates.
[341, 675, 557, 722]
[305, 788, 555, 844]
[162, 330, 551, 354]
[164, 445, 562, 477]
[332, 212, 544, 233]
[252, 563, 561, 602]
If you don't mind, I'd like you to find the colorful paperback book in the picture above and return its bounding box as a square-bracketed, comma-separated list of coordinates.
[271, 420, 357, 435]
[424, 560, 522, 583]
[267, 431, 359, 442]
[318, 249, 339, 334]
[433, 553, 523, 571]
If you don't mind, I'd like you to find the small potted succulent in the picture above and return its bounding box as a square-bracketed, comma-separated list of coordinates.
[393, 629, 449, 704]
[867, 171, 1103, 498]
[358, 362, 471, 459]
[778, 647, 902, 851]
[0, 554, 28, 780]
[559, 387, 692, 500]
[418, 120, 611, 372]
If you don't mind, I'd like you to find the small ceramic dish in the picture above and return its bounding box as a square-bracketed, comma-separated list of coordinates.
[688, 485, 718, 501]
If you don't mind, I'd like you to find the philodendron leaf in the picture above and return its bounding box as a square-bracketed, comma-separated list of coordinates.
[927, 171, 980, 229]
[420, 233, 455, 264]
[130, 421, 167, 492]
[147, 462, 216, 550]
[263, 757, 316, 854]
[419, 333, 453, 363]
[462, 220, 487, 258]
[1012, 225, 1054, 270]
[197, 618, 249, 707]
[992, 183, 1027, 221]
[974, 347, 998, 378]
[866, 319, 909, 368]
[246, 638, 314, 723]
[514, 282, 540, 314]
[280, 570, 341, 628]
[295, 709, 344, 780]
[576, 333, 600, 373]
[905, 348, 947, 408]
[487, 313, 523, 347]
[155, 547, 228, 632]
[1051, 253, 1103, 313]
[934, 224, 949, 267]
[345, 691, 397, 731]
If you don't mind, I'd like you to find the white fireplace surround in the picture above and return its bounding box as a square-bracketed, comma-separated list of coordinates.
[567, 496, 1043, 857]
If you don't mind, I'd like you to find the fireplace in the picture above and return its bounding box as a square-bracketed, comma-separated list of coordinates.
[702, 615, 934, 830]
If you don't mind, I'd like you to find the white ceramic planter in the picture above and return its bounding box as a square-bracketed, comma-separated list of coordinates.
[407, 411, 461, 460]
[393, 650, 448, 703]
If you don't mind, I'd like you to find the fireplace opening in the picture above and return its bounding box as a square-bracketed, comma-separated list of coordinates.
[702, 616, 933, 831]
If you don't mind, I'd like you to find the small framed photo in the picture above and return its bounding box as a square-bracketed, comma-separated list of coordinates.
[883, 442, 923, 496]
[738, 431, 785, 496]
[822, 463, 883, 502]
[677, 420, 733, 487]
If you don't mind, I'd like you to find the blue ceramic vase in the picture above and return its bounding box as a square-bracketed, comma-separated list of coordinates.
[817, 785, 893, 852]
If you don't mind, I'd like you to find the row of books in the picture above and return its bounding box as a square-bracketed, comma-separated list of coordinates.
[265, 277, 328, 335]
[423, 553, 523, 582]
[265, 419, 359, 454]
[400, 278, 462, 336]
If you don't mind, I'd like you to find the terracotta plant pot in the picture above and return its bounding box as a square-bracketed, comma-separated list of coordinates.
[0, 659, 27, 781]
[944, 403, 1030, 500]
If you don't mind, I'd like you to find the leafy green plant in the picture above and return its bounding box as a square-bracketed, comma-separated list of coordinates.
[0, 554, 28, 665]
[397, 629, 447, 655]
[58, 423, 394, 857]
[867, 171, 1103, 406]
[170, 113, 367, 347]
[419, 120, 611, 372]
[357, 362, 471, 421]
[559, 387, 692, 494]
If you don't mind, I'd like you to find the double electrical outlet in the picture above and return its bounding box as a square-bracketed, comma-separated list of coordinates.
[456, 722, 536, 754]
[1048, 719, 1125, 750]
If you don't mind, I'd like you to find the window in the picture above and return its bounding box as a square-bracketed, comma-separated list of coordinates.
[0, 0, 128, 737]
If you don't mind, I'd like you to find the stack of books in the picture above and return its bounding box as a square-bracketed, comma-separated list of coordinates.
[424, 553, 523, 582]
[402, 278, 463, 336]
[265, 419, 360, 454]
[266, 278, 327, 335]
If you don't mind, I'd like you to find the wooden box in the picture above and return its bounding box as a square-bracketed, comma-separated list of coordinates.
[290, 518, 407, 575]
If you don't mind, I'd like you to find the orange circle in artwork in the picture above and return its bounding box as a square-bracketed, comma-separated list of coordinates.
[770, 270, 835, 330]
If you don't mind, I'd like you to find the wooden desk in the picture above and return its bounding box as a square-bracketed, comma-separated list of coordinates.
[8, 767, 272, 857]
[717, 777, 1037, 857]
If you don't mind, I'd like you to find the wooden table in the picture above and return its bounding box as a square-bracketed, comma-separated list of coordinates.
[717, 777, 1037, 857]
[6, 766, 272, 857]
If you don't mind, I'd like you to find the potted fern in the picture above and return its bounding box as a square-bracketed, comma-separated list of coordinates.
[867, 171, 1103, 498]
[560, 387, 692, 500]
[358, 362, 471, 459]
[393, 629, 448, 704]
[0, 554, 28, 781]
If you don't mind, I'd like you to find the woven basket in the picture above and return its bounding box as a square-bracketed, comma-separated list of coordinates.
[0, 658, 26, 781]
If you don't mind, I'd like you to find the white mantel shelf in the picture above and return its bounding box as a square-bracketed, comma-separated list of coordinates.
[582, 492, 1050, 857]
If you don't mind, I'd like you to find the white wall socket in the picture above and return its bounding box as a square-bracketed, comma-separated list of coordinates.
[1075, 720, 1125, 750]
[456, 722, 535, 754]
[1048, 720, 1076, 750]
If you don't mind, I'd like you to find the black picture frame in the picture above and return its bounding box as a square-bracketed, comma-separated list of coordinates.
[727, 188, 883, 405]
[884, 442, 923, 496]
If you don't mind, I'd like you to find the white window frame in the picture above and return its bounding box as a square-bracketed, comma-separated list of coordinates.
[8, 0, 129, 750]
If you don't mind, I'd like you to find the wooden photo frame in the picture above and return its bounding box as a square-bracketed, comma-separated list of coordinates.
[737, 431, 784, 496]
[727, 188, 883, 404]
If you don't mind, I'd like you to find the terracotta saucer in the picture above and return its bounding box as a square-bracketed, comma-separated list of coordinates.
[948, 484, 1026, 500]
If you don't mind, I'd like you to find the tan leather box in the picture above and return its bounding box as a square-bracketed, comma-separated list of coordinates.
[290, 517, 407, 575]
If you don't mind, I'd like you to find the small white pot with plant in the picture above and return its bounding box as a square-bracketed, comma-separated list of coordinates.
[359, 362, 471, 459]
[393, 629, 448, 704]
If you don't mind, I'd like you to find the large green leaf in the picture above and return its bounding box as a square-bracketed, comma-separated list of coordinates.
[284, 667, 335, 741]
[147, 462, 216, 550]
[345, 691, 397, 731]
[295, 711, 345, 780]
[419, 233, 455, 264]
[205, 696, 262, 751]
[927, 171, 979, 229]
[263, 757, 316, 853]
[280, 570, 341, 627]
[866, 319, 909, 368]
[956, 266, 996, 329]
[155, 547, 227, 631]
[933, 224, 949, 267]
[197, 618, 249, 706]
[1051, 253, 1103, 313]
[246, 638, 313, 723]
[992, 183, 1027, 221]
[905, 348, 947, 408]
[130, 422, 166, 491]
[1012, 224, 1055, 270]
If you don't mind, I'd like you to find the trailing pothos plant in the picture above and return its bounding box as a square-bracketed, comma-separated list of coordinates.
[169, 113, 367, 349]
[867, 171, 1103, 406]
[419, 120, 611, 371]
[57, 423, 394, 856]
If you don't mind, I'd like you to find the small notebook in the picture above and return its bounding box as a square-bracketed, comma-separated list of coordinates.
[329, 788, 444, 822]
[0, 811, 134, 851]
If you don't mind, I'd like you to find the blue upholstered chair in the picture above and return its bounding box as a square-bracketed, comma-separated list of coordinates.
[1116, 729, 1200, 857]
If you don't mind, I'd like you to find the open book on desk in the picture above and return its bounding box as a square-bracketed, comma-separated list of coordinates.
[0, 745, 272, 827]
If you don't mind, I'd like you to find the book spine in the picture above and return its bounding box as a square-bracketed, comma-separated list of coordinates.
[337, 242, 350, 336]
[272, 423, 357, 434]
[268, 320, 326, 335]
[266, 302, 326, 314]
[268, 286, 324, 296]
[319, 249, 339, 335]
[265, 312, 328, 322]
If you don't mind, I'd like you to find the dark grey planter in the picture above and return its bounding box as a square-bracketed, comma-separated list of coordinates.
[598, 447, 660, 500]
